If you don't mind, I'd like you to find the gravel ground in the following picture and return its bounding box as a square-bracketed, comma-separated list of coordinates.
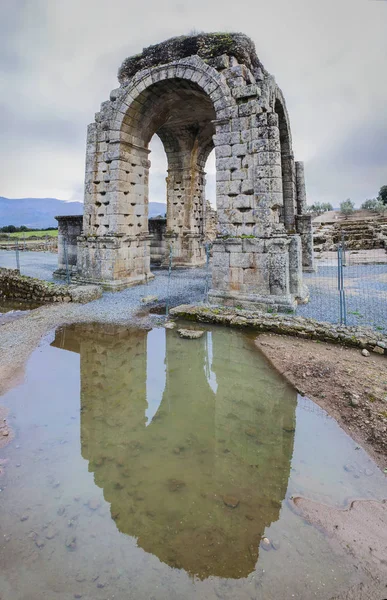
[1, 249, 386, 332]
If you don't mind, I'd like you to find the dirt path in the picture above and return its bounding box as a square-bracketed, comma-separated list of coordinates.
[255, 334, 387, 471]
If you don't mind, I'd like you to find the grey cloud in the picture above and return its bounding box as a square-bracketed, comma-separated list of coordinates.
[0, 0, 386, 205]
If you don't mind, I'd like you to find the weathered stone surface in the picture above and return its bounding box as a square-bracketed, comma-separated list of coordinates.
[0, 268, 102, 305]
[169, 304, 387, 355]
[177, 328, 205, 339]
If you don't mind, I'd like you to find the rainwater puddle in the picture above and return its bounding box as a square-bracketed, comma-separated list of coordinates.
[0, 323, 386, 600]
[0, 299, 41, 325]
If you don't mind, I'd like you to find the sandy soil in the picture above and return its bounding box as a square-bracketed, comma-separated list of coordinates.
[291, 497, 387, 600]
[255, 333, 387, 472]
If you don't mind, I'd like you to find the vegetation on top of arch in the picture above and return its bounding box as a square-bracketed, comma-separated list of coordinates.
[118, 32, 266, 84]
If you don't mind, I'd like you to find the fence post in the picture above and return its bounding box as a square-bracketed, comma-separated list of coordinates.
[15, 239, 20, 271]
[341, 232, 347, 267]
[45, 234, 48, 252]
[165, 243, 173, 317]
[63, 238, 70, 285]
[337, 244, 347, 325]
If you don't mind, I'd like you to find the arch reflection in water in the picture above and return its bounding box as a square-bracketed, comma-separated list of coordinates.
[52, 324, 297, 580]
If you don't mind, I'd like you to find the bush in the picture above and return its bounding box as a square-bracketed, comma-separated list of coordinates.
[340, 199, 355, 216]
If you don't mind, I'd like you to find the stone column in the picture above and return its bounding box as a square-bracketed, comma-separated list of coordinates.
[164, 164, 206, 267]
[54, 215, 83, 279]
[295, 161, 307, 215]
[296, 215, 315, 272]
[288, 234, 307, 299]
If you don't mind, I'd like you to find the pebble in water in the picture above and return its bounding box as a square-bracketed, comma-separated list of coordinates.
[260, 537, 271, 551]
[65, 535, 77, 551]
[223, 495, 240, 509]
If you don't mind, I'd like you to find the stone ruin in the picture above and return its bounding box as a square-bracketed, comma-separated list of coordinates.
[57, 32, 314, 311]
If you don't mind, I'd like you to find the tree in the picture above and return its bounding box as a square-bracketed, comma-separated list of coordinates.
[340, 198, 355, 216]
[305, 202, 333, 215]
[362, 198, 379, 211]
[377, 185, 387, 206]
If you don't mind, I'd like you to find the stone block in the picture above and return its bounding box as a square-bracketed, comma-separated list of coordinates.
[230, 253, 253, 268]
[231, 84, 261, 99]
[232, 143, 248, 157]
[224, 181, 241, 195]
[217, 157, 241, 171]
[215, 145, 232, 158]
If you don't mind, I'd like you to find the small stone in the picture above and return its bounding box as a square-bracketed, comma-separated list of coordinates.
[173, 447, 181, 454]
[65, 535, 77, 551]
[20, 515, 29, 522]
[245, 426, 258, 437]
[2, 430, 9, 437]
[372, 346, 384, 355]
[45, 526, 57, 540]
[271, 539, 280, 550]
[223, 495, 239, 509]
[75, 573, 86, 583]
[164, 321, 176, 329]
[177, 328, 204, 339]
[57, 506, 66, 516]
[260, 537, 271, 551]
[350, 396, 360, 407]
[74, 594, 83, 599]
[35, 537, 45, 549]
[16, 463, 21, 467]
[141, 295, 158, 304]
[361, 349, 370, 357]
[167, 479, 186, 492]
[87, 498, 101, 511]
[97, 581, 106, 589]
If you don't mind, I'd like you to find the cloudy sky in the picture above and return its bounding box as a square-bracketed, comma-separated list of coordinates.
[1, 0, 386, 208]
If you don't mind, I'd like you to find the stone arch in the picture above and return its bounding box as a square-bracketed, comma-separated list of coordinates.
[74, 33, 310, 305]
[80, 58, 234, 279]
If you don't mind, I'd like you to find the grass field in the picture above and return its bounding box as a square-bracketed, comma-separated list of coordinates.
[6, 229, 58, 238]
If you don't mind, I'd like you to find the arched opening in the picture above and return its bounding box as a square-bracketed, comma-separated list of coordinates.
[275, 99, 295, 232]
[148, 134, 167, 265]
[118, 78, 217, 266]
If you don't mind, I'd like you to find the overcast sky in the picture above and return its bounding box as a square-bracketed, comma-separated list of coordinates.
[1, 0, 386, 208]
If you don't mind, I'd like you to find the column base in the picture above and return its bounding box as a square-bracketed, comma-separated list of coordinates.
[71, 272, 155, 291]
[208, 289, 297, 313]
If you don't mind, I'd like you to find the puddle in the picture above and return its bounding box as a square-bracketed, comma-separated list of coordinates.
[0, 299, 41, 325]
[0, 323, 386, 599]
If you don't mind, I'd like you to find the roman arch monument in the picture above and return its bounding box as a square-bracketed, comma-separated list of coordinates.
[58, 33, 314, 310]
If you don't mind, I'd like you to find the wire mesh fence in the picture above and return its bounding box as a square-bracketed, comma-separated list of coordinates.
[297, 238, 387, 333]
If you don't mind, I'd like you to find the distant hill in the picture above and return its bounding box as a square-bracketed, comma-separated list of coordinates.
[0, 197, 166, 228]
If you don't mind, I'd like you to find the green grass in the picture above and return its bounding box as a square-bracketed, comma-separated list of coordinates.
[7, 230, 58, 238]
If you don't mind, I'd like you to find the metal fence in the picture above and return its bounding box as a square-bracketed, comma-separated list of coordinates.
[297, 237, 387, 333]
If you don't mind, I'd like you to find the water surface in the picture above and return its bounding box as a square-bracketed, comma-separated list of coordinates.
[0, 323, 385, 599]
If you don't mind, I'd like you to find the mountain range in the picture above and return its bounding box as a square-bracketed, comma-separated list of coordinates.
[0, 197, 166, 229]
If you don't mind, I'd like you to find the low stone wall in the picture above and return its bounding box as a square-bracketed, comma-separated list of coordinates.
[169, 304, 387, 355]
[0, 268, 102, 304]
